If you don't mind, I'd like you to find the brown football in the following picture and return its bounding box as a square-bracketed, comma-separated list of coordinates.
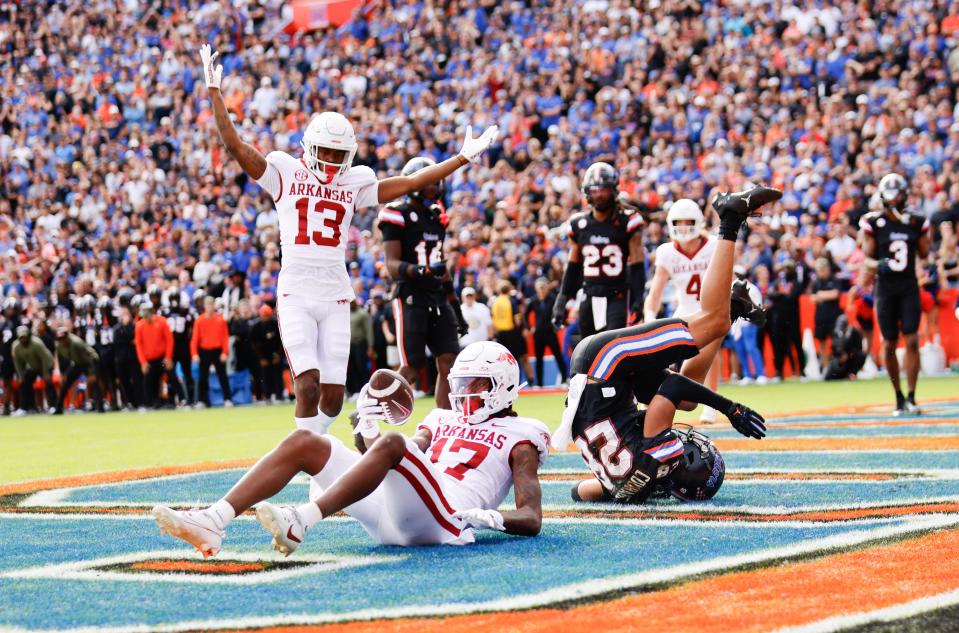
[367, 369, 415, 426]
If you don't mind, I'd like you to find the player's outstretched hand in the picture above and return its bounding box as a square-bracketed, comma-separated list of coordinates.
[199, 44, 223, 89]
[459, 125, 499, 162]
[725, 403, 766, 439]
[454, 508, 505, 532]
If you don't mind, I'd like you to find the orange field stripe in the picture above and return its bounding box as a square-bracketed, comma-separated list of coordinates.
[225, 528, 959, 633]
[771, 418, 959, 429]
[0, 459, 256, 496]
[545, 501, 959, 523]
[714, 436, 959, 452]
[131, 561, 265, 574]
[539, 472, 901, 482]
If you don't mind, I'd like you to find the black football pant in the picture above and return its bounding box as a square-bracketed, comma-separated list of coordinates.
[144, 359, 183, 409]
[171, 347, 195, 404]
[577, 295, 628, 339]
[346, 341, 371, 395]
[57, 362, 104, 412]
[257, 361, 284, 400]
[115, 354, 143, 408]
[197, 348, 231, 406]
[18, 369, 57, 412]
[534, 331, 568, 386]
[771, 318, 804, 378]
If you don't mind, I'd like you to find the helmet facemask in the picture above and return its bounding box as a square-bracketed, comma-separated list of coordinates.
[668, 219, 701, 242]
[449, 375, 497, 425]
[302, 143, 353, 186]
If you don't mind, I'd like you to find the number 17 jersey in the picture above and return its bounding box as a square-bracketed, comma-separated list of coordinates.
[256, 151, 379, 300]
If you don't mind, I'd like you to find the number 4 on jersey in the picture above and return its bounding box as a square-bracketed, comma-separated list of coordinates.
[686, 273, 701, 301]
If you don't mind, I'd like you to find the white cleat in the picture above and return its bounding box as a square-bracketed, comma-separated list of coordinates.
[699, 406, 718, 425]
[152, 505, 224, 559]
[255, 502, 306, 557]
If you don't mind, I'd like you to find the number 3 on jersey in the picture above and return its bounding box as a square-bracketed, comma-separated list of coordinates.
[295, 198, 346, 247]
[888, 240, 909, 272]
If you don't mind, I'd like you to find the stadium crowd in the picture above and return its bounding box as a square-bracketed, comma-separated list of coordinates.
[2, 0, 959, 413]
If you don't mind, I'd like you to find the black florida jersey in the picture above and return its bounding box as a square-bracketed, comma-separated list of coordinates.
[378, 200, 448, 302]
[859, 210, 929, 287]
[568, 205, 644, 296]
[162, 306, 196, 348]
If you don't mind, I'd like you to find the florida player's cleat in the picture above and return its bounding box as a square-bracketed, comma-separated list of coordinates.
[255, 502, 306, 557]
[906, 396, 922, 415]
[713, 185, 783, 219]
[152, 505, 224, 559]
[730, 278, 767, 326]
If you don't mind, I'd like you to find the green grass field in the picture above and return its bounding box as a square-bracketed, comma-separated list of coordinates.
[3, 375, 958, 484]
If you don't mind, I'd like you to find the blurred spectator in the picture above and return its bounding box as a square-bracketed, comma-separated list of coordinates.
[11, 325, 56, 415]
[768, 262, 806, 380]
[191, 296, 232, 408]
[525, 277, 568, 386]
[135, 304, 178, 409]
[730, 266, 767, 385]
[491, 281, 534, 386]
[251, 304, 285, 403]
[112, 305, 143, 410]
[810, 258, 843, 372]
[824, 316, 867, 381]
[459, 287, 493, 348]
[346, 300, 374, 397]
[54, 327, 103, 414]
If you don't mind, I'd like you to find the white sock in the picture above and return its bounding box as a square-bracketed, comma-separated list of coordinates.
[208, 499, 236, 530]
[296, 500, 324, 530]
[295, 412, 335, 435]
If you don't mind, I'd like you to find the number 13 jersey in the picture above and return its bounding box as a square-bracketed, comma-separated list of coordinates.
[859, 211, 928, 289]
[257, 151, 379, 300]
[654, 235, 717, 317]
[416, 409, 550, 511]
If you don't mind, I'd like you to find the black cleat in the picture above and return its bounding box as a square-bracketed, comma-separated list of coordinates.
[893, 393, 908, 417]
[730, 279, 766, 326]
[712, 185, 783, 221]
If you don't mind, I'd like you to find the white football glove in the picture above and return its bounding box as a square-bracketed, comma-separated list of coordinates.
[353, 385, 386, 439]
[453, 508, 505, 532]
[199, 44, 223, 89]
[459, 125, 499, 163]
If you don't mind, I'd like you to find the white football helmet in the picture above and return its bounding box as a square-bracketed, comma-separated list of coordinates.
[448, 341, 521, 425]
[300, 112, 357, 185]
[666, 199, 705, 242]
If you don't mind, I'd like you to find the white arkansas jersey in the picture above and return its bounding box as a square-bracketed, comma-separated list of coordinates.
[654, 235, 717, 317]
[417, 410, 550, 511]
[256, 151, 378, 301]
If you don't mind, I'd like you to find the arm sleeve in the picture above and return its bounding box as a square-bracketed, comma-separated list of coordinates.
[190, 319, 199, 357]
[134, 325, 147, 366]
[354, 167, 379, 209]
[164, 319, 174, 360]
[255, 151, 286, 202]
[220, 318, 229, 356]
[626, 211, 645, 235]
[629, 262, 647, 309]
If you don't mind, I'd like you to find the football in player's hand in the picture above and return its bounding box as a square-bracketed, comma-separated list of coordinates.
[366, 369, 414, 426]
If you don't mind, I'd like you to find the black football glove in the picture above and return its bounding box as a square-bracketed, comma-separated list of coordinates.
[551, 295, 568, 330]
[451, 300, 469, 337]
[428, 262, 448, 278]
[725, 403, 766, 439]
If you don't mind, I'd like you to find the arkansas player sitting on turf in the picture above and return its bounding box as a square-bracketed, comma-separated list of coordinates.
[151, 341, 549, 556]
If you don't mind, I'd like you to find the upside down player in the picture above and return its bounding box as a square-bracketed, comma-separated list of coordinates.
[858, 173, 930, 415]
[379, 157, 469, 409]
[199, 45, 497, 436]
[552, 162, 646, 339]
[551, 185, 780, 504]
[152, 341, 548, 556]
[643, 199, 730, 424]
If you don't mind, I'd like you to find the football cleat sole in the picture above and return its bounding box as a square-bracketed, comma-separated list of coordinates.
[254, 503, 298, 557]
[152, 505, 221, 559]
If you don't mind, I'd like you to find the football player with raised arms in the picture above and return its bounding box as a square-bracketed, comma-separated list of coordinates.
[643, 199, 728, 423]
[552, 185, 779, 505]
[152, 341, 549, 556]
[552, 162, 646, 340]
[199, 45, 497, 435]
[858, 173, 930, 415]
[378, 157, 469, 409]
